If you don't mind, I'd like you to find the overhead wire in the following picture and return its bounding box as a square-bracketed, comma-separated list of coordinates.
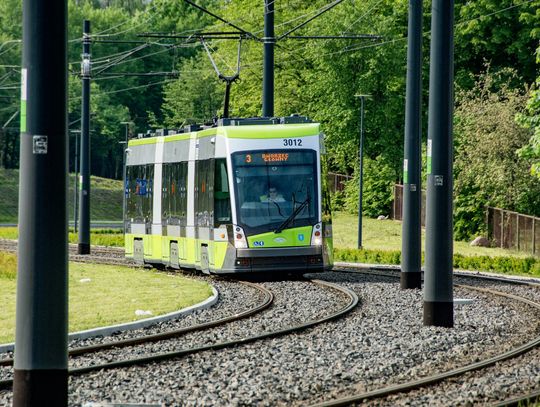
[2, 0, 535, 106]
[272, 0, 537, 68]
[71, 1, 159, 41]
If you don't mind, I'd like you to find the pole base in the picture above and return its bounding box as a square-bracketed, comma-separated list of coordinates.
[77, 243, 90, 255]
[13, 369, 68, 407]
[423, 301, 454, 327]
[400, 272, 421, 289]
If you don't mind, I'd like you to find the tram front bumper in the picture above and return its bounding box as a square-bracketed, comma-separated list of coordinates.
[225, 246, 326, 273]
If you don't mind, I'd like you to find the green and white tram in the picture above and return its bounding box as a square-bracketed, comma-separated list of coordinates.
[124, 116, 333, 274]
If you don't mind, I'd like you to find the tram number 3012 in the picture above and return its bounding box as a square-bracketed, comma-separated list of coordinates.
[283, 138, 302, 146]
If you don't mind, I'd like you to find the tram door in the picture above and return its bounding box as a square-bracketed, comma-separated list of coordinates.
[194, 138, 215, 272]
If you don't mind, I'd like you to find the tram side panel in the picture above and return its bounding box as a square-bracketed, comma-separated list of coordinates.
[161, 135, 191, 268]
[125, 140, 156, 264]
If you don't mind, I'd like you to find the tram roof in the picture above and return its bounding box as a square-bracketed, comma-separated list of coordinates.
[129, 115, 320, 146]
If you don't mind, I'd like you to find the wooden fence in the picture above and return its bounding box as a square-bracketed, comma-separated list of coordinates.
[327, 172, 352, 194]
[391, 184, 426, 226]
[391, 184, 539, 257]
[487, 207, 539, 256]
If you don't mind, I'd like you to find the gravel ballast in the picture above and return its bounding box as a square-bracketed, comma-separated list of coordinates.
[1, 270, 539, 406]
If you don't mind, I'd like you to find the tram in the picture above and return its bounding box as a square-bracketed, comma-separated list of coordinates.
[124, 115, 333, 274]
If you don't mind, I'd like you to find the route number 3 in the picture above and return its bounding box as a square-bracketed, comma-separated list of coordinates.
[283, 139, 302, 146]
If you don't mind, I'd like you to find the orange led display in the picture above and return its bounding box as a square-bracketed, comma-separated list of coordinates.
[262, 153, 289, 162]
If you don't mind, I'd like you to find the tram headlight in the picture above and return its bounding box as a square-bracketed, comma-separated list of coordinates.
[233, 225, 248, 249]
[311, 223, 323, 246]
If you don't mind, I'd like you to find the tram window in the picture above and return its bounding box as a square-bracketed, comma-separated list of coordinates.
[231, 150, 318, 233]
[125, 164, 153, 224]
[214, 158, 231, 226]
[179, 162, 187, 226]
[162, 164, 170, 222]
[141, 164, 153, 222]
[196, 160, 213, 227]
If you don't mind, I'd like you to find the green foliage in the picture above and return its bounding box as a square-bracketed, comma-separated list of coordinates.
[452, 253, 540, 276]
[68, 231, 124, 247]
[2, 0, 540, 213]
[162, 53, 223, 125]
[0, 226, 124, 247]
[334, 248, 401, 265]
[334, 248, 540, 277]
[453, 68, 540, 240]
[330, 190, 346, 212]
[343, 156, 396, 217]
[454, 0, 540, 87]
[0, 251, 16, 280]
[0, 169, 122, 222]
[68, 75, 130, 179]
[516, 45, 540, 178]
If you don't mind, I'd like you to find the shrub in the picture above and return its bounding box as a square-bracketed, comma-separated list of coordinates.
[0, 252, 17, 280]
[343, 156, 396, 218]
[334, 248, 540, 277]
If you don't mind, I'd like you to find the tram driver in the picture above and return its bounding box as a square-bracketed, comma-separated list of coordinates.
[260, 185, 285, 203]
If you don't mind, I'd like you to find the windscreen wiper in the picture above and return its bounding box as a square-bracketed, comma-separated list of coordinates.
[274, 197, 310, 233]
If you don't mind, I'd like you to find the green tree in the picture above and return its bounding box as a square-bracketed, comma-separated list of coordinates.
[162, 52, 223, 126]
[343, 155, 397, 217]
[454, 0, 540, 88]
[68, 73, 130, 179]
[453, 68, 540, 240]
[516, 45, 540, 178]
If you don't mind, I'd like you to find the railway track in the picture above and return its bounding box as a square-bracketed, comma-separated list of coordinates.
[0, 238, 128, 262]
[0, 273, 359, 396]
[310, 267, 540, 407]
[2, 241, 539, 405]
[0, 279, 274, 368]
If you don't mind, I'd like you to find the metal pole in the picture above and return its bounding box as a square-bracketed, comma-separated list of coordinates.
[72, 130, 80, 233]
[78, 20, 91, 254]
[401, 0, 423, 290]
[424, 0, 455, 328]
[14, 0, 68, 403]
[357, 96, 365, 249]
[262, 0, 275, 117]
[120, 122, 131, 229]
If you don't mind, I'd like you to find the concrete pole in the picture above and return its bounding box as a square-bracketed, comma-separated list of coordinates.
[14, 0, 68, 404]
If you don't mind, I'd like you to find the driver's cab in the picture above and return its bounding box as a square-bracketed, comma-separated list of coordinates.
[232, 149, 318, 236]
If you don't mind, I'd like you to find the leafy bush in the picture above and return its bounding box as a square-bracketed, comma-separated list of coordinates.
[343, 156, 396, 218]
[334, 248, 401, 265]
[0, 252, 16, 280]
[334, 248, 540, 277]
[330, 190, 346, 211]
[453, 68, 540, 240]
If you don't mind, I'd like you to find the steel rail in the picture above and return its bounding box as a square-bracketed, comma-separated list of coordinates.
[492, 388, 540, 407]
[308, 270, 540, 407]
[0, 280, 273, 367]
[68, 279, 358, 375]
[0, 278, 358, 388]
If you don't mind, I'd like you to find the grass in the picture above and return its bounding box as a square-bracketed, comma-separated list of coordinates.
[0, 251, 213, 344]
[1, 211, 533, 256]
[0, 169, 123, 223]
[0, 227, 125, 247]
[332, 211, 530, 258]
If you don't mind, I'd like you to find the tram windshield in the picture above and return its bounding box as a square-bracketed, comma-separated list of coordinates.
[232, 150, 318, 234]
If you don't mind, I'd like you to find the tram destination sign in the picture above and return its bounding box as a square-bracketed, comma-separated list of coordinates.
[234, 150, 314, 166]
